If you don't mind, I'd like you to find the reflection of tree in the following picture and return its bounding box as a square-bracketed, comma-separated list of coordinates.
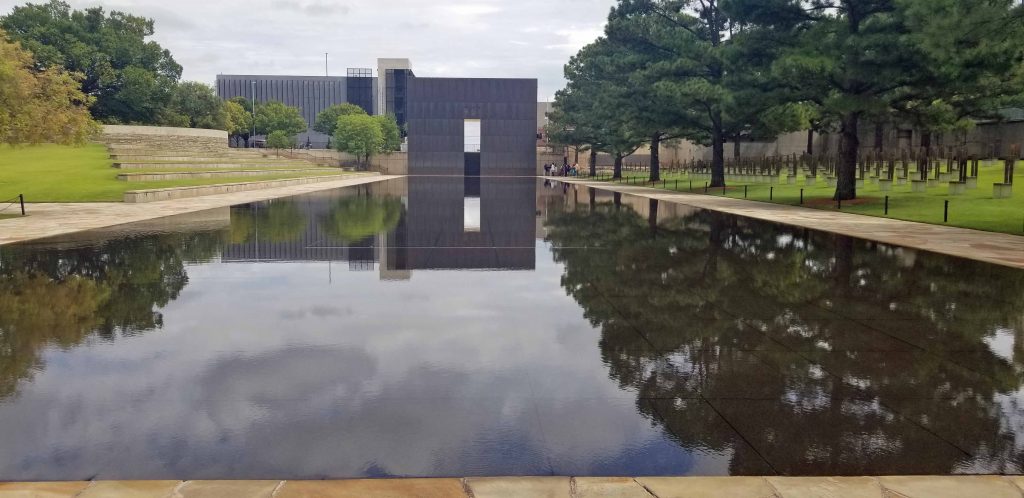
[545, 194, 1024, 474]
[319, 196, 403, 243]
[230, 201, 307, 244]
[0, 231, 224, 398]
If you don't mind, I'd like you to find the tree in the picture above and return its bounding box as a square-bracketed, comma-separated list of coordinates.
[731, 0, 1024, 200]
[265, 130, 293, 155]
[333, 113, 384, 166]
[224, 100, 252, 146]
[0, 0, 182, 124]
[313, 103, 366, 136]
[0, 29, 97, 145]
[607, 0, 735, 187]
[318, 196, 403, 243]
[555, 38, 646, 179]
[254, 101, 306, 137]
[375, 114, 402, 152]
[160, 81, 227, 130]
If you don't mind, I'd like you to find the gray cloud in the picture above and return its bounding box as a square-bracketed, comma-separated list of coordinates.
[0, 0, 615, 100]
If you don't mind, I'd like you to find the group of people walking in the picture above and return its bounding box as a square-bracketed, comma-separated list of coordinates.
[544, 162, 578, 177]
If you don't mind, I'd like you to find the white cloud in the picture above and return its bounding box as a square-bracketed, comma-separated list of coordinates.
[0, 0, 613, 99]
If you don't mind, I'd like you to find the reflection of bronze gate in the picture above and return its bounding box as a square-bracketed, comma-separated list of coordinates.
[464, 152, 481, 177]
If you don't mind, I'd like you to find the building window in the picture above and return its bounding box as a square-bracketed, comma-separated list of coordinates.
[464, 119, 481, 153]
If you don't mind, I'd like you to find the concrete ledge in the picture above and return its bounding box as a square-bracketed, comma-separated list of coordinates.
[114, 161, 310, 169]
[103, 124, 227, 139]
[123, 173, 374, 203]
[117, 168, 336, 181]
[2, 476, 1023, 497]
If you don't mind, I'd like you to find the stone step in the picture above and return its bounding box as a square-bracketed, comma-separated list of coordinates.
[123, 173, 378, 203]
[117, 168, 336, 182]
[110, 154, 310, 163]
[114, 161, 313, 169]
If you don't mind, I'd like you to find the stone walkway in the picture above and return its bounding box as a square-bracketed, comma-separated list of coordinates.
[3, 476, 1024, 497]
[561, 179, 1024, 270]
[0, 174, 395, 246]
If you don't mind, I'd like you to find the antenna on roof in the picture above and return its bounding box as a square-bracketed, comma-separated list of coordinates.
[325, 52, 329, 77]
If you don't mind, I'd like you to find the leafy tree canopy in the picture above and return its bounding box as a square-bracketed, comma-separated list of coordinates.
[265, 129, 293, 150]
[255, 100, 306, 136]
[159, 81, 227, 130]
[0, 28, 98, 145]
[375, 114, 402, 152]
[313, 103, 365, 135]
[0, 0, 182, 125]
[333, 113, 384, 164]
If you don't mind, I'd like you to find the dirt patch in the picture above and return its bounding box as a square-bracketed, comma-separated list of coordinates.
[804, 196, 880, 208]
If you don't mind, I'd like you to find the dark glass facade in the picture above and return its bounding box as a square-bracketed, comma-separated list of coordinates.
[345, 68, 374, 115]
[384, 68, 413, 131]
[407, 78, 538, 176]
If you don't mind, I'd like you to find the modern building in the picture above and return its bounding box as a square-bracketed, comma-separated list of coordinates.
[406, 77, 537, 176]
[215, 58, 414, 146]
[217, 59, 538, 176]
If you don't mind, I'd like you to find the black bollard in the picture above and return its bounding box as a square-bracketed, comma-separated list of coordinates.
[884, 196, 889, 215]
[770, 186, 773, 200]
[800, 189, 804, 205]
[705, 182, 709, 193]
[837, 198, 841, 210]
[19, 194, 25, 216]
[744, 185, 748, 198]
[944, 200, 949, 223]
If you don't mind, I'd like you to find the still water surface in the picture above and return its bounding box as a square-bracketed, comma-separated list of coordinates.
[0, 177, 1022, 479]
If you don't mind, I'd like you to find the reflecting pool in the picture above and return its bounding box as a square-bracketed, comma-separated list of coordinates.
[0, 177, 1022, 479]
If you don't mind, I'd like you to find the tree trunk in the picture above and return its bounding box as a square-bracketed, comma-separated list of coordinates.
[613, 192, 621, 210]
[613, 154, 623, 179]
[834, 113, 860, 200]
[650, 133, 661, 182]
[806, 129, 814, 156]
[710, 119, 726, 187]
[648, 198, 659, 235]
[589, 149, 597, 176]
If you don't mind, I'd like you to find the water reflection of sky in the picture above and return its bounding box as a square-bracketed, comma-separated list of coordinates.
[0, 178, 1022, 479]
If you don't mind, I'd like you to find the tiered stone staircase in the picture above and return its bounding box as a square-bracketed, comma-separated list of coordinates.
[99, 125, 367, 202]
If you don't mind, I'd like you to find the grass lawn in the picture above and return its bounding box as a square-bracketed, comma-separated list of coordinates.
[592, 160, 1024, 235]
[0, 144, 346, 202]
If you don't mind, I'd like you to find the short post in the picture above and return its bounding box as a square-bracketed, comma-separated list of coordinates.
[705, 182, 709, 193]
[884, 195, 889, 215]
[837, 198, 841, 210]
[799, 189, 804, 205]
[944, 200, 949, 223]
[722, 185, 726, 196]
[770, 186, 774, 200]
[744, 185, 748, 198]
[675, 179, 678, 190]
[689, 180, 693, 191]
[19, 194, 25, 216]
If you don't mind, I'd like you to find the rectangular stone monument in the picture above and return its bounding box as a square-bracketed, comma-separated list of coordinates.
[878, 179, 892, 191]
[948, 181, 966, 195]
[911, 180, 927, 192]
[994, 183, 1013, 198]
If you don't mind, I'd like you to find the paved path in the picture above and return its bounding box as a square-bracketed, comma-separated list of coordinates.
[0, 174, 396, 246]
[2, 476, 1024, 497]
[561, 178, 1024, 270]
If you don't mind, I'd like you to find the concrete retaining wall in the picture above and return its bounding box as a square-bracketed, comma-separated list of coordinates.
[115, 161, 310, 169]
[123, 173, 377, 203]
[101, 125, 229, 155]
[278, 149, 409, 175]
[118, 169, 334, 182]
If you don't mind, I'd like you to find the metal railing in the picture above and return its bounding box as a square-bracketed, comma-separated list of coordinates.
[0, 194, 25, 216]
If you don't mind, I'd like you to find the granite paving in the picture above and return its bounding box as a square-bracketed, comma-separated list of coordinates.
[560, 178, 1024, 270]
[0, 174, 393, 246]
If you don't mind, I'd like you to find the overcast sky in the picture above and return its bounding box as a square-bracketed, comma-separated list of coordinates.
[0, 0, 615, 100]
